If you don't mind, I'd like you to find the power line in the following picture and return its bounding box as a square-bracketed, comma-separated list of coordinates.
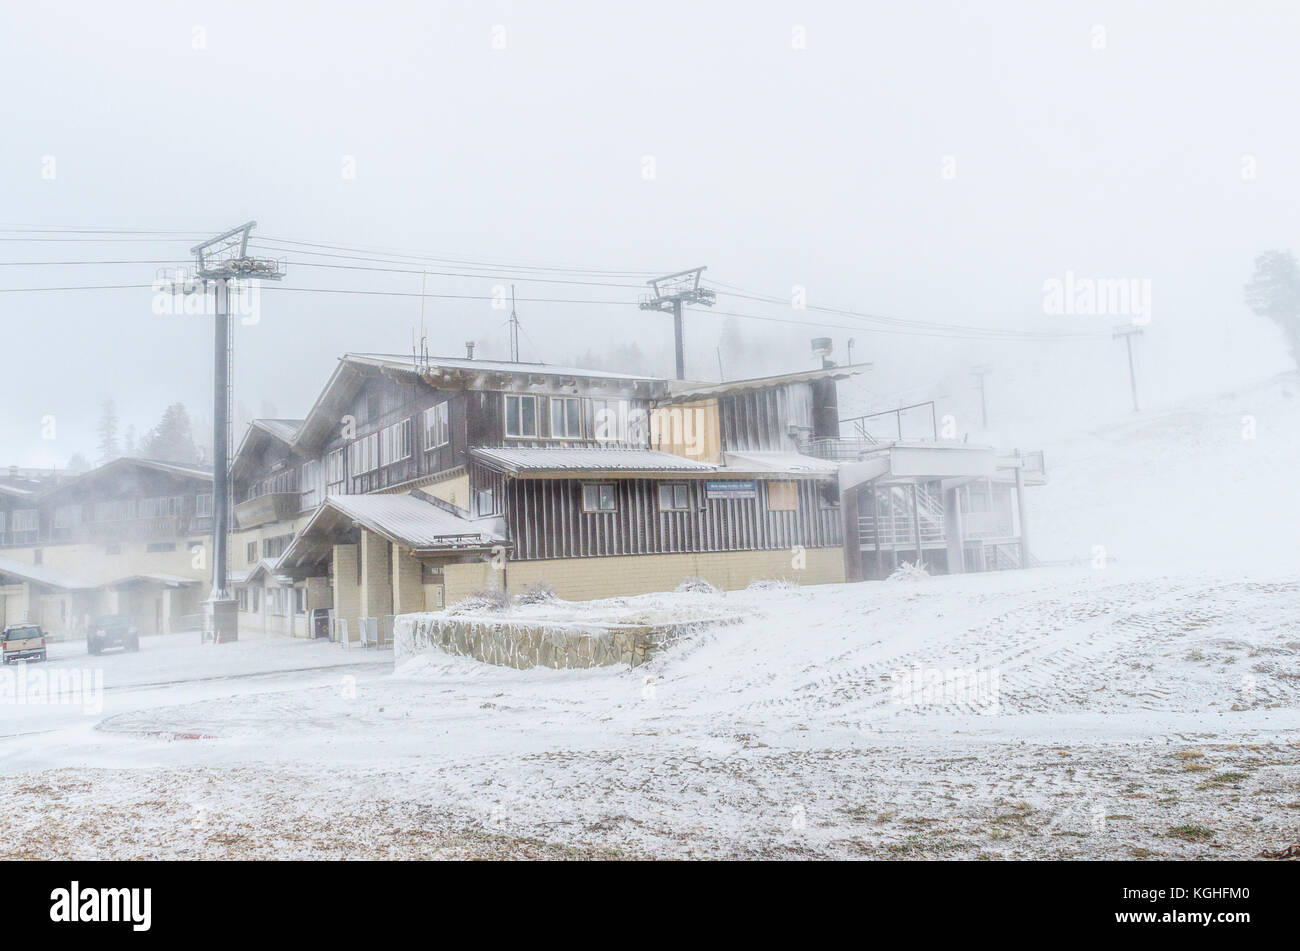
[251, 235, 658, 277]
[0, 283, 155, 292]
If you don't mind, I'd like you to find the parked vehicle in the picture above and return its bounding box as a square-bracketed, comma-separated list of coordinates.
[2, 624, 47, 664]
[87, 615, 139, 655]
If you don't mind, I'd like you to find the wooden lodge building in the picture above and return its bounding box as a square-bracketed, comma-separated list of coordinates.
[0, 458, 213, 637]
[0, 351, 1045, 642]
[225, 352, 1045, 640]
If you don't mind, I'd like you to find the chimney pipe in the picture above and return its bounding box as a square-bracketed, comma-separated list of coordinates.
[465, 341, 475, 360]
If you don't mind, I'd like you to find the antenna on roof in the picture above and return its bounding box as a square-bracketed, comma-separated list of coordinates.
[508, 284, 521, 363]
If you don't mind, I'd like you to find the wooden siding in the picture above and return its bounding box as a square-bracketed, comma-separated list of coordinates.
[504, 477, 841, 561]
[718, 383, 816, 452]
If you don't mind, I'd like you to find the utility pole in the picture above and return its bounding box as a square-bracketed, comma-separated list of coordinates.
[970, 364, 993, 429]
[1113, 324, 1142, 412]
[162, 222, 283, 645]
[508, 284, 520, 362]
[639, 267, 716, 380]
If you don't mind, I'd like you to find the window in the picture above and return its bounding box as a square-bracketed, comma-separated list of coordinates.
[139, 495, 185, 518]
[582, 483, 617, 513]
[379, 418, 412, 466]
[300, 460, 320, 510]
[294, 587, 306, 616]
[424, 402, 450, 449]
[549, 397, 583, 439]
[237, 588, 249, 612]
[767, 481, 798, 512]
[817, 482, 840, 509]
[53, 505, 81, 528]
[504, 394, 538, 438]
[591, 398, 629, 443]
[262, 534, 293, 560]
[657, 483, 691, 511]
[33, 549, 42, 565]
[246, 541, 257, 564]
[12, 509, 38, 533]
[348, 433, 379, 474]
[476, 487, 495, 515]
[324, 448, 346, 495]
[196, 493, 213, 518]
[146, 542, 176, 553]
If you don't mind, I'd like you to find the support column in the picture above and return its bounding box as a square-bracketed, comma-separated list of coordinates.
[332, 543, 359, 642]
[911, 483, 924, 570]
[944, 486, 965, 574]
[359, 530, 393, 625]
[1015, 466, 1031, 568]
[204, 278, 237, 643]
[841, 484, 863, 582]
[391, 543, 423, 616]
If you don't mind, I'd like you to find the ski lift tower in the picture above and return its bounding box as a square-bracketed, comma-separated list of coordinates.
[639, 267, 715, 380]
[178, 221, 284, 643]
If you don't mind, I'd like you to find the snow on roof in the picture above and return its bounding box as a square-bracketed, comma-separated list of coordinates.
[322, 493, 503, 548]
[0, 555, 94, 590]
[251, 419, 304, 442]
[110, 573, 203, 587]
[662, 363, 870, 402]
[721, 451, 840, 477]
[279, 493, 505, 572]
[346, 353, 664, 383]
[471, 446, 716, 475]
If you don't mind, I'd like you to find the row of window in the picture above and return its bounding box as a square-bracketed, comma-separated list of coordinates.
[0, 509, 38, 533]
[47, 495, 210, 528]
[236, 586, 307, 616]
[578, 481, 830, 514]
[504, 394, 632, 441]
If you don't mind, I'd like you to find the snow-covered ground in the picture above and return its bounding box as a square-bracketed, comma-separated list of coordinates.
[2, 377, 1298, 859]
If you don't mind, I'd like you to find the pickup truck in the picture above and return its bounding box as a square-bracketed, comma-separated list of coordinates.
[2, 624, 48, 664]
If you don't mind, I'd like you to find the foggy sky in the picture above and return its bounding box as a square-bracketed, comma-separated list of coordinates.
[3, 0, 1297, 467]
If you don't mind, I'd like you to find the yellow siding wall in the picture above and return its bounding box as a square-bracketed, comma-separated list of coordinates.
[435, 547, 843, 607]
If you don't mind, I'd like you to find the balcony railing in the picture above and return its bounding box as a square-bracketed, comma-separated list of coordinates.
[234, 492, 299, 529]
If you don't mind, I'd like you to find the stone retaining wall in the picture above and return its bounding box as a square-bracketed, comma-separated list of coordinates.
[393, 612, 738, 669]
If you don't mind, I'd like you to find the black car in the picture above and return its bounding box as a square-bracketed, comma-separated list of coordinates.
[88, 614, 140, 655]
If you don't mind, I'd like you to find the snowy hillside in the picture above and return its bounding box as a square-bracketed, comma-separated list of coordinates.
[1031, 372, 1300, 571]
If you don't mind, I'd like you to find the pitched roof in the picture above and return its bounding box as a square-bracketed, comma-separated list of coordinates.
[471, 446, 716, 476]
[0, 555, 94, 590]
[721, 451, 840, 477]
[37, 457, 212, 503]
[346, 353, 664, 384]
[251, 419, 304, 442]
[277, 492, 505, 573]
[662, 363, 871, 402]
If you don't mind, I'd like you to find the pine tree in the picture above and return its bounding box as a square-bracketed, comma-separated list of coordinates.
[96, 399, 120, 465]
[141, 403, 200, 464]
[1244, 250, 1300, 368]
